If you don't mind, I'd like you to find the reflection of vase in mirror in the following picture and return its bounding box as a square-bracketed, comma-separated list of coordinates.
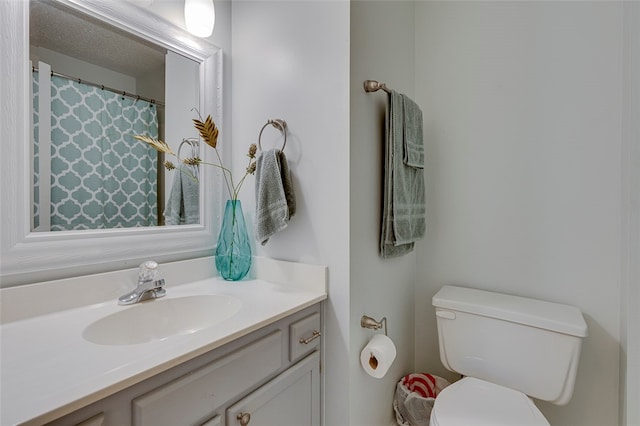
[29, 0, 200, 231]
[215, 200, 252, 281]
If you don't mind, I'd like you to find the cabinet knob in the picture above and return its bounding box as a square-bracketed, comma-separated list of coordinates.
[236, 412, 251, 425]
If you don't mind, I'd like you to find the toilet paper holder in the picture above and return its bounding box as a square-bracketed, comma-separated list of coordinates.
[361, 315, 388, 336]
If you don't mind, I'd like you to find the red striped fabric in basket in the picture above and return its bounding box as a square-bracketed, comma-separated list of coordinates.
[401, 373, 449, 398]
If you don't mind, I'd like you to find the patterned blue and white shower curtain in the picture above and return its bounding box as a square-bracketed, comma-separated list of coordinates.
[33, 66, 159, 231]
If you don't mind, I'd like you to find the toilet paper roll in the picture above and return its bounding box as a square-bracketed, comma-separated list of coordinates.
[360, 334, 397, 379]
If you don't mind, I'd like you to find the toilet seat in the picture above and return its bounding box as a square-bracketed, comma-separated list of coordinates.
[430, 377, 549, 426]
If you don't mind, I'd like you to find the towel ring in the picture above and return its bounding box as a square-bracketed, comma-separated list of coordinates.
[258, 119, 287, 151]
[178, 138, 199, 160]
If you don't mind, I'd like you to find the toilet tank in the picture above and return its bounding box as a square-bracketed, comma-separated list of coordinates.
[432, 285, 587, 405]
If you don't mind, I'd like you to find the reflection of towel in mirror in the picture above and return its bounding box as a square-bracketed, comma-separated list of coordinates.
[381, 90, 425, 258]
[164, 164, 199, 225]
[255, 148, 296, 245]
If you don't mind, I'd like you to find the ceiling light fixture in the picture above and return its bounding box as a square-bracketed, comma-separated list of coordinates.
[184, 0, 215, 38]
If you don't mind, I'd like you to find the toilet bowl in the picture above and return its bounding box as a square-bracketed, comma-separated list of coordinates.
[431, 285, 587, 426]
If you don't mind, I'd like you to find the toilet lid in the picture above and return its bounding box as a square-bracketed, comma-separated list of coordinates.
[430, 377, 549, 426]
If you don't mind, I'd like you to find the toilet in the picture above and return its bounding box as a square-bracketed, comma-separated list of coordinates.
[430, 285, 588, 426]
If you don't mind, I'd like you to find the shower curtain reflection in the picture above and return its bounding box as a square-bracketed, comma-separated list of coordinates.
[32, 64, 159, 231]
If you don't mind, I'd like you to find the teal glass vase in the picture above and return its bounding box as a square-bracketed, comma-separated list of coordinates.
[215, 200, 251, 281]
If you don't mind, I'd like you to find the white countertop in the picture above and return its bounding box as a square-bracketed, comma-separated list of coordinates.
[0, 257, 327, 426]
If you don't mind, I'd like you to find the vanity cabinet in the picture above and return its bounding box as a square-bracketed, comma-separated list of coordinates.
[47, 304, 322, 426]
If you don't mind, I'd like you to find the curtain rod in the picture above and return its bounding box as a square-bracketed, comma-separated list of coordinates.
[32, 66, 165, 107]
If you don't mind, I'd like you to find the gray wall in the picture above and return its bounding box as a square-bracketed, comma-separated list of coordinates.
[350, 2, 416, 425]
[414, 2, 625, 425]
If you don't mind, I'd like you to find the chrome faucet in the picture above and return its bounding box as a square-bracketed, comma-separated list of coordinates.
[118, 261, 166, 305]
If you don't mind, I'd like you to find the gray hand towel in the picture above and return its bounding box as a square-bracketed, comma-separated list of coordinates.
[402, 95, 424, 168]
[164, 164, 199, 225]
[381, 90, 426, 258]
[255, 148, 296, 245]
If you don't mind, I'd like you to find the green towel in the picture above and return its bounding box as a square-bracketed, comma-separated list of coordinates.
[381, 91, 426, 258]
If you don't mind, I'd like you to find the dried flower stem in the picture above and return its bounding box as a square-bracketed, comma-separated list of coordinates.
[135, 115, 256, 202]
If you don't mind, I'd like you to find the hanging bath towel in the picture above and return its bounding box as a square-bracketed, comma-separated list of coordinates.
[380, 90, 426, 258]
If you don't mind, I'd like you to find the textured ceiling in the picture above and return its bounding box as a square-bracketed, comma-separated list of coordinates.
[30, 0, 166, 78]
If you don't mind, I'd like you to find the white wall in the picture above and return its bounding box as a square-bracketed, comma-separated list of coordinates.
[349, 2, 416, 425]
[414, 2, 624, 425]
[230, 2, 351, 426]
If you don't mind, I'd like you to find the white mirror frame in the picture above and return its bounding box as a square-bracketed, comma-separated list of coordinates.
[0, 0, 223, 287]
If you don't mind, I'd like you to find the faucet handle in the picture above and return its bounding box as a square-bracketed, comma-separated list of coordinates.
[138, 260, 158, 282]
[118, 262, 165, 305]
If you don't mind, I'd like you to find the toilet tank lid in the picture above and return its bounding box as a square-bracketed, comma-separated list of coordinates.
[432, 285, 588, 337]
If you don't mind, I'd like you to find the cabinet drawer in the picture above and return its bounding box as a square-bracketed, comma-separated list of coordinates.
[133, 331, 282, 426]
[290, 313, 321, 361]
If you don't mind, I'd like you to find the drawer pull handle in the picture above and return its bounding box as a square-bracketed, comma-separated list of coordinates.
[237, 412, 251, 425]
[299, 330, 321, 345]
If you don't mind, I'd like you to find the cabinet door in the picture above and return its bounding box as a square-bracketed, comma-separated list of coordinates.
[226, 351, 320, 426]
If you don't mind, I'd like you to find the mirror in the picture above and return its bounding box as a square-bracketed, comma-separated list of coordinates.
[1, 0, 223, 286]
[30, 0, 201, 231]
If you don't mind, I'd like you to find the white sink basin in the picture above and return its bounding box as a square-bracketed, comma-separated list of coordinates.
[83, 295, 242, 345]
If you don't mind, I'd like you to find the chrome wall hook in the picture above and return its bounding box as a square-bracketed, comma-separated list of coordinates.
[361, 315, 388, 336]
